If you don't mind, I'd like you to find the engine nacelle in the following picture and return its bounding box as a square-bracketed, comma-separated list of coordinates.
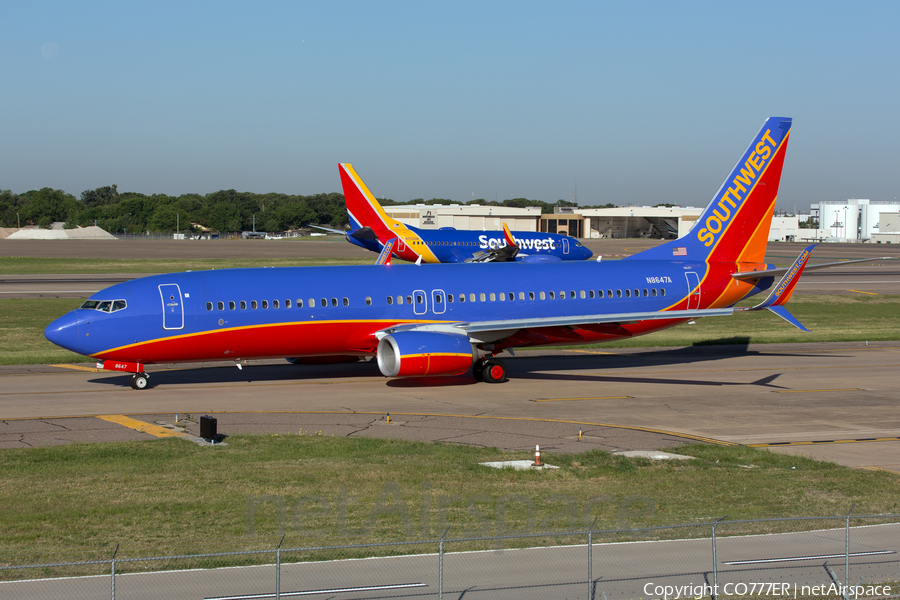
[376, 331, 473, 377]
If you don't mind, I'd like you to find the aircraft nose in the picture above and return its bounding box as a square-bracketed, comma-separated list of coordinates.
[44, 312, 83, 353]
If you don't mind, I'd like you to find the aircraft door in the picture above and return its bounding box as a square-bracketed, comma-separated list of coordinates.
[431, 289, 446, 315]
[159, 284, 184, 330]
[562, 238, 570, 254]
[413, 289, 427, 315]
[395, 236, 406, 253]
[685, 272, 701, 309]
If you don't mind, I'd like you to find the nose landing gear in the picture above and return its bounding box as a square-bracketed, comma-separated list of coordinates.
[130, 373, 150, 390]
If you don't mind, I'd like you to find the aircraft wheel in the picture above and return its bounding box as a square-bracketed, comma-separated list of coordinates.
[481, 359, 507, 384]
[130, 373, 149, 390]
[472, 361, 485, 382]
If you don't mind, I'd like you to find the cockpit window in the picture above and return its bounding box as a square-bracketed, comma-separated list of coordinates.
[80, 299, 127, 313]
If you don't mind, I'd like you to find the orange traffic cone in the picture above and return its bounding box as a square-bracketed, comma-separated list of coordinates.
[532, 444, 542, 467]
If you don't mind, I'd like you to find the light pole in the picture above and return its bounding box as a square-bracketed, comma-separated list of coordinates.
[16, 212, 20, 228]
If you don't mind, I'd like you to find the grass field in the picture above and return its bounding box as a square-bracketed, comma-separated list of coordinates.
[1, 434, 897, 564]
[4, 294, 898, 365]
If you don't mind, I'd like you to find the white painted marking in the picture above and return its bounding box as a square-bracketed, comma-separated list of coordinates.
[724, 549, 893, 565]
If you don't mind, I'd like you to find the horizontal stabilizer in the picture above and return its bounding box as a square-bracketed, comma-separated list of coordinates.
[733, 255, 894, 281]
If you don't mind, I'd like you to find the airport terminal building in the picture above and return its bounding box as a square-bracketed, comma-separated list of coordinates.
[383, 203, 802, 242]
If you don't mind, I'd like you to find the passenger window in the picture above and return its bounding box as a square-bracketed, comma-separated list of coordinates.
[207, 302, 213, 311]
[539, 291, 545, 300]
[519, 292, 525, 300]
[560, 291, 566, 299]
[661, 288, 667, 296]
[447, 294, 453, 303]
[616, 290, 622, 298]
[588, 291, 594, 299]
[366, 297, 372, 306]
[407, 295, 413, 304]
[643, 289, 649, 297]
[625, 289, 631, 298]
[396, 296, 403, 305]
[297, 299, 304, 308]
[331, 298, 338, 307]
[321, 298, 327, 307]
[652, 289, 658, 297]
[387, 296, 394, 305]
[229, 301, 236, 310]
[218, 301, 224, 311]
[251, 300, 257, 309]
[549, 291, 555, 299]
[480, 293, 486, 302]
[263, 300, 269, 309]
[240, 300, 247, 310]
[416, 294, 424, 304]
[274, 300, 280, 309]
[308, 298, 314, 308]
[286, 299, 292, 308]
[529, 291, 535, 300]
[607, 290, 613, 298]
[634, 289, 640, 297]
[459, 294, 465, 303]
[508, 292, 514, 301]
[469, 293, 476, 302]
[599, 290, 605, 298]
[436, 294, 443, 303]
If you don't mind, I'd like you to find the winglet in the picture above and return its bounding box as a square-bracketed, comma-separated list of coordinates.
[502, 223, 517, 248]
[741, 243, 816, 331]
[375, 238, 396, 266]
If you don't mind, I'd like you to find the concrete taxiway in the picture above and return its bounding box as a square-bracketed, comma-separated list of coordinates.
[2, 342, 899, 471]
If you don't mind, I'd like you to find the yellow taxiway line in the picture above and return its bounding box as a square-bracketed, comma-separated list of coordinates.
[97, 415, 185, 439]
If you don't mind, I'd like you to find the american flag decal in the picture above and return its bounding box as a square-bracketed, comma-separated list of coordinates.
[673, 247, 687, 256]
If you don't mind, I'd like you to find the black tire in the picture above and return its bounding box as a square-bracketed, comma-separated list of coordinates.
[131, 373, 149, 390]
[481, 359, 507, 384]
[472, 361, 485, 382]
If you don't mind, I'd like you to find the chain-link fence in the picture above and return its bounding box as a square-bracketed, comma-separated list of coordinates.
[2, 513, 899, 599]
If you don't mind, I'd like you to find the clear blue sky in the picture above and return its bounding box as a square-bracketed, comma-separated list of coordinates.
[2, 1, 898, 211]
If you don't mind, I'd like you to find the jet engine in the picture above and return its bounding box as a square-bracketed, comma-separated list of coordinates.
[376, 331, 473, 377]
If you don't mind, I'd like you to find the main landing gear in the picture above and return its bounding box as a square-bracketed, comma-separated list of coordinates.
[473, 357, 507, 384]
[130, 373, 150, 390]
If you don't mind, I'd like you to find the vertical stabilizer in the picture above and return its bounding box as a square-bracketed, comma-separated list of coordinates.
[628, 117, 792, 264]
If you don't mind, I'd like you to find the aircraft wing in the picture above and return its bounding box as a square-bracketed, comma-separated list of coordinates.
[732, 256, 893, 281]
[463, 223, 520, 263]
[379, 245, 820, 344]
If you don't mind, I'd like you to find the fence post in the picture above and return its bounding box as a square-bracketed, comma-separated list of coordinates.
[110, 544, 119, 600]
[439, 526, 450, 600]
[276, 533, 285, 600]
[588, 517, 597, 600]
[845, 503, 855, 589]
[712, 517, 727, 600]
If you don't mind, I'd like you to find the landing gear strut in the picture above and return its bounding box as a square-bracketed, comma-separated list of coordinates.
[473, 357, 507, 384]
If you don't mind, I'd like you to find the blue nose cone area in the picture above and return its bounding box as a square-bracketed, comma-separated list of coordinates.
[44, 312, 83, 354]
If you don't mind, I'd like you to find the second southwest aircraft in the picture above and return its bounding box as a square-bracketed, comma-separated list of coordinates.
[319, 164, 593, 263]
[47, 117, 854, 389]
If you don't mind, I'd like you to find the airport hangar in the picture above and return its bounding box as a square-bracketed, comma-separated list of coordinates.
[382, 203, 802, 242]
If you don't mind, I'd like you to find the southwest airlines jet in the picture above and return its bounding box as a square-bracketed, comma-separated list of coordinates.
[46, 117, 869, 390]
[318, 164, 593, 263]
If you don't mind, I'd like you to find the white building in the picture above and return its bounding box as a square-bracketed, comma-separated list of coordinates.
[382, 205, 542, 232]
[812, 199, 900, 242]
[871, 213, 900, 244]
